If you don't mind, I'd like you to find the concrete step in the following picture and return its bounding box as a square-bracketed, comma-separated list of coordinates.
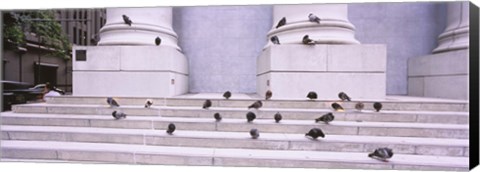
[12, 103, 469, 124]
[44, 95, 469, 112]
[1, 140, 468, 171]
[1, 125, 468, 157]
[1, 112, 469, 139]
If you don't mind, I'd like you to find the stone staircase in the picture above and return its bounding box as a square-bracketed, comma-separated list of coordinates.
[0, 95, 470, 171]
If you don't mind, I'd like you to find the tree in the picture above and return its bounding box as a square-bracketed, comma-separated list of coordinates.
[3, 10, 71, 60]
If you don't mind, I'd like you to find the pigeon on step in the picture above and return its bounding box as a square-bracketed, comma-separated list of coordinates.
[203, 99, 212, 109]
[166, 123, 176, 135]
[355, 102, 364, 111]
[248, 100, 263, 109]
[302, 35, 315, 45]
[145, 99, 153, 108]
[308, 13, 321, 24]
[305, 128, 325, 139]
[223, 91, 232, 100]
[250, 128, 260, 139]
[112, 111, 127, 120]
[373, 102, 383, 112]
[276, 17, 286, 29]
[338, 92, 351, 101]
[270, 36, 280, 45]
[368, 147, 394, 162]
[246, 111, 256, 123]
[107, 97, 120, 107]
[155, 37, 161, 46]
[315, 112, 334, 124]
[331, 102, 344, 112]
[307, 91, 318, 100]
[274, 112, 282, 123]
[214, 112, 222, 122]
[265, 90, 272, 100]
[122, 14, 132, 26]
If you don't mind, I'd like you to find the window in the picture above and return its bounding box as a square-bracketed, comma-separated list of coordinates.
[73, 27, 77, 44]
[83, 31, 87, 45]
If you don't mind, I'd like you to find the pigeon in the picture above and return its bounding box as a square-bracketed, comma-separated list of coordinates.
[246, 111, 256, 123]
[373, 102, 383, 112]
[368, 147, 394, 162]
[248, 100, 263, 109]
[331, 102, 344, 112]
[122, 14, 132, 26]
[250, 128, 260, 139]
[308, 13, 321, 24]
[145, 99, 153, 108]
[223, 91, 232, 100]
[274, 112, 282, 123]
[214, 112, 222, 121]
[338, 92, 351, 101]
[203, 99, 212, 109]
[315, 112, 334, 124]
[305, 128, 325, 139]
[355, 102, 365, 111]
[155, 37, 161, 46]
[107, 97, 120, 107]
[166, 123, 176, 135]
[265, 90, 272, 100]
[302, 35, 315, 45]
[306, 91, 318, 100]
[112, 111, 127, 120]
[270, 36, 280, 45]
[276, 17, 286, 29]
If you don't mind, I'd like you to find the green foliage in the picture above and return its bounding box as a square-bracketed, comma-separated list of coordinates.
[3, 10, 71, 60]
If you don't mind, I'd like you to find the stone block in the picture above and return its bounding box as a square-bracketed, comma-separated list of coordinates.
[145, 136, 289, 150]
[153, 121, 216, 131]
[13, 106, 47, 113]
[73, 46, 121, 71]
[47, 106, 97, 115]
[2, 149, 58, 160]
[464, 147, 469, 157]
[67, 133, 144, 144]
[289, 141, 364, 152]
[8, 132, 67, 141]
[393, 164, 467, 171]
[415, 146, 464, 156]
[1, 117, 90, 127]
[423, 75, 468, 100]
[2, 132, 10, 140]
[408, 49, 468, 77]
[327, 44, 386, 72]
[416, 115, 468, 124]
[407, 77, 424, 96]
[135, 154, 212, 165]
[363, 143, 415, 154]
[120, 46, 188, 74]
[358, 127, 468, 139]
[57, 150, 134, 163]
[89, 120, 153, 129]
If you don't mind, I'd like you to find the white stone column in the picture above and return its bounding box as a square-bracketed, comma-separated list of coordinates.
[266, 4, 360, 47]
[98, 7, 181, 50]
[432, 2, 469, 53]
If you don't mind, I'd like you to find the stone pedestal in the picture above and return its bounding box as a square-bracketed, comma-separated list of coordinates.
[432, 2, 469, 53]
[73, 7, 188, 98]
[257, 44, 386, 100]
[73, 46, 188, 97]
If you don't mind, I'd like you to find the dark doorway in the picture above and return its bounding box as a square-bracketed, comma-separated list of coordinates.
[34, 62, 58, 85]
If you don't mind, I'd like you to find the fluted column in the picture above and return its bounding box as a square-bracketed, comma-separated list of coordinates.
[432, 2, 469, 53]
[98, 7, 181, 50]
[266, 4, 360, 47]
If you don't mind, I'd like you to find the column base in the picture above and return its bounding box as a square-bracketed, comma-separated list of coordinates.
[257, 44, 386, 100]
[72, 46, 188, 97]
[408, 49, 468, 100]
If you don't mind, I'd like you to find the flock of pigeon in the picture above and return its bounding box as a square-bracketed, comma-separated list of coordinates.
[270, 13, 322, 45]
[105, 90, 392, 162]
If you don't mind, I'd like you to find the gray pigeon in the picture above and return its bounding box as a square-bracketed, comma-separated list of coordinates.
[250, 128, 260, 139]
[145, 99, 153, 108]
[308, 13, 321, 24]
[331, 102, 344, 111]
[214, 112, 222, 121]
[307, 91, 318, 100]
[338, 92, 351, 101]
[122, 14, 132, 26]
[271, 36, 280, 45]
[246, 111, 256, 123]
[315, 112, 334, 124]
[373, 102, 383, 112]
[265, 90, 272, 100]
[112, 111, 127, 120]
[155, 37, 161, 46]
[274, 112, 282, 123]
[223, 91, 232, 100]
[368, 147, 394, 162]
[107, 97, 120, 107]
[166, 123, 176, 135]
[203, 99, 212, 109]
[248, 100, 263, 109]
[355, 102, 365, 111]
[276, 17, 286, 29]
[305, 128, 325, 139]
[302, 35, 315, 45]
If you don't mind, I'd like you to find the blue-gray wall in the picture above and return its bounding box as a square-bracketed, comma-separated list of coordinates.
[173, 2, 448, 95]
